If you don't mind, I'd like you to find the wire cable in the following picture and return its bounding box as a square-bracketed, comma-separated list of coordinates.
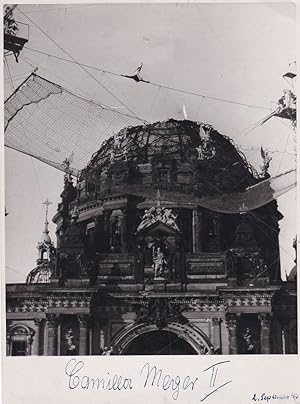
[6, 265, 26, 279]
[245, 256, 280, 287]
[17, 7, 145, 122]
[15, 4, 102, 14]
[24, 46, 272, 111]
[276, 131, 291, 176]
[19, 54, 37, 69]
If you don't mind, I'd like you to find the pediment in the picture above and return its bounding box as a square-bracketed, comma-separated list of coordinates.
[137, 220, 179, 236]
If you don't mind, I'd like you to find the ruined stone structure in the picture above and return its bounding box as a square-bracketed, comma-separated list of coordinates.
[6, 119, 297, 355]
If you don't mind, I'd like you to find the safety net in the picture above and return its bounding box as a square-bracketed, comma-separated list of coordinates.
[87, 168, 295, 214]
[4, 73, 296, 213]
[4, 73, 145, 175]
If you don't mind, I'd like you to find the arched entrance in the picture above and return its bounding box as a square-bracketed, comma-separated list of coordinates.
[111, 322, 212, 355]
[123, 330, 197, 355]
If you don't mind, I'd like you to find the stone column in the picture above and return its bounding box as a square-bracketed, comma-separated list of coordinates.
[32, 319, 42, 355]
[209, 213, 222, 251]
[103, 210, 111, 251]
[121, 210, 127, 253]
[6, 336, 12, 356]
[214, 213, 222, 250]
[77, 315, 90, 356]
[98, 318, 108, 354]
[100, 329, 105, 350]
[6, 321, 13, 356]
[212, 317, 222, 354]
[226, 313, 239, 354]
[46, 314, 59, 356]
[192, 208, 202, 253]
[88, 315, 94, 355]
[259, 313, 272, 354]
[281, 321, 288, 354]
[27, 333, 34, 355]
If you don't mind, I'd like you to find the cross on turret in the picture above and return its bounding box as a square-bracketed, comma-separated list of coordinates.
[156, 190, 161, 207]
[43, 198, 52, 225]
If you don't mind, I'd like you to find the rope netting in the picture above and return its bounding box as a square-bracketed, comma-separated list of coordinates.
[4, 73, 145, 175]
[85, 168, 295, 214]
[4, 73, 296, 213]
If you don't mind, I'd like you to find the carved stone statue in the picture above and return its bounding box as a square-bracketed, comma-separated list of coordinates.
[278, 89, 296, 111]
[110, 130, 127, 163]
[101, 346, 114, 355]
[196, 124, 216, 160]
[226, 249, 238, 277]
[152, 247, 166, 278]
[111, 217, 122, 252]
[243, 327, 256, 354]
[137, 206, 179, 232]
[135, 298, 188, 329]
[65, 329, 77, 355]
[260, 147, 272, 177]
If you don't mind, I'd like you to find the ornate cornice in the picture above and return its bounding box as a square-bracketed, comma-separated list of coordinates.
[7, 294, 92, 313]
[48, 295, 91, 309]
[183, 299, 225, 312]
[107, 293, 276, 312]
[7, 298, 48, 313]
[223, 292, 274, 308]
[6, 289, 283, 315]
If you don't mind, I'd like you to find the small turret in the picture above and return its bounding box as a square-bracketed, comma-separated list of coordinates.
[37, 199, 53, 261]
[26, 199, 55, 284]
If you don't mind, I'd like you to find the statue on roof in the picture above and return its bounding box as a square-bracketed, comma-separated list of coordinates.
[259, 147, 272, 177]
[196, 124, 216, 160]
[110, 130, 128, 163]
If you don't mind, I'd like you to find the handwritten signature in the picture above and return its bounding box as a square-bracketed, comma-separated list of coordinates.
[65, 358, 232, 401]
[65, 358, 134, 391]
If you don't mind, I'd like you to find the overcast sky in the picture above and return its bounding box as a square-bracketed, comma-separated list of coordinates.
[4, 2, 296, 283]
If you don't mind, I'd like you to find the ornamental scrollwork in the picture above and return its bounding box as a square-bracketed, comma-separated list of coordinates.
[46, 314, 60, 328]
[225, 313, 239, 329]
[135, 298, 188, 329]
[137, 205, 179, 232]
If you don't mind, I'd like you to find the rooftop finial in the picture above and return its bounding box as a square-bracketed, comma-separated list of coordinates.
[62, 152, 74, 182]
[43, 198, 52, 233]
[42, 198, 52, 235]
[156, 190, 161, 207]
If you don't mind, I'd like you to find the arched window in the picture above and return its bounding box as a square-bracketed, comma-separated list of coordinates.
[40, 249, 46, 260]
[7, 324, 34, 356]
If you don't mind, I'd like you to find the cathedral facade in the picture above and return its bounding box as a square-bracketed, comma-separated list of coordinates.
[6, 119, 297, 356]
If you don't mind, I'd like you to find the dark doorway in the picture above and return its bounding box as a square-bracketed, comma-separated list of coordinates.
[11, 340, 27, 356]
[237, 314, 261, 354]
[123, 330, 197, 355]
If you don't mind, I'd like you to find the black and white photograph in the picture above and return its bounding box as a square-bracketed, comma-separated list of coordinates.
[3, 2, 297, 357]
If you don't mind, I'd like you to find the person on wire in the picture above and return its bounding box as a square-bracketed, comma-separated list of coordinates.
[122, 63, 150, 83]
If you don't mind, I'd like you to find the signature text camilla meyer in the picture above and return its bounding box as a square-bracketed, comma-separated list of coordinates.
[65, 358, 232, 401]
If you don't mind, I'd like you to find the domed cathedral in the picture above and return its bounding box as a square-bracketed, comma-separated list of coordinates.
[6, 119, 297, 356]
